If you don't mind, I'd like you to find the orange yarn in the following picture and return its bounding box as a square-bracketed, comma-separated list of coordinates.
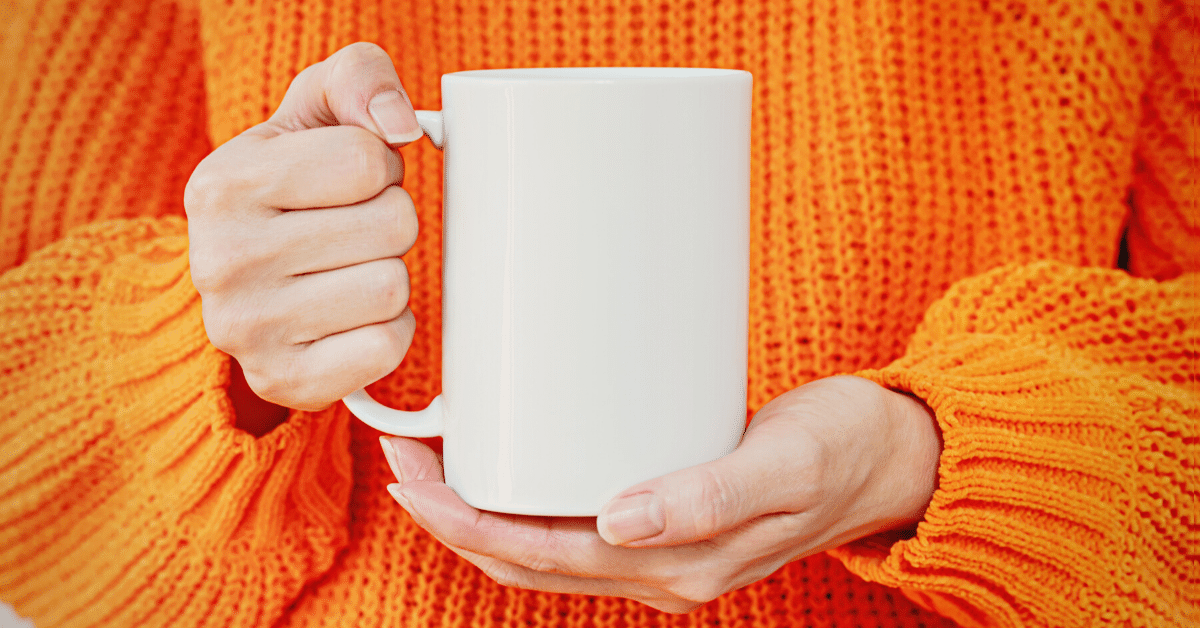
[0, 1, 1195, 627]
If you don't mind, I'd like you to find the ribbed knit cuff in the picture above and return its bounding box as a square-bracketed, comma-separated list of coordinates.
[1, 218, 354, 627]
[834, 332, 1195, 628]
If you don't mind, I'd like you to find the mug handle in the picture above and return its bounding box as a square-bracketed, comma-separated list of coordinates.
[341, 110, 446, 437]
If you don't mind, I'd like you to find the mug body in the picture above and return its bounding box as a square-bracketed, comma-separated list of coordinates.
[439, 68, 751, 515]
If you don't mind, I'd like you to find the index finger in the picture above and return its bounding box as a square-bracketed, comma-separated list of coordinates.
[212, 125, 403, 211]
[252, 42, 421, 146]
[391, 479, 700, 583]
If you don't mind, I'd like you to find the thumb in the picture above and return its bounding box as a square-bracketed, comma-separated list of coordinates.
[264, 42, 422, 146]
[596, 421, 817, 547]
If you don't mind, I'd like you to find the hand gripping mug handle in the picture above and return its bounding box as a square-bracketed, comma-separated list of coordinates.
[342, 109, 447, 437]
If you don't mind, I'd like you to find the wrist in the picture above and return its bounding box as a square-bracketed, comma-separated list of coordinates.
[882, 386, 942, 527]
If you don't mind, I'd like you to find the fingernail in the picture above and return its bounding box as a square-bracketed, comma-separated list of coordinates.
[379, 437, 405, 483]
[387, 483, 413, 510]
[598, 492, 665, 545]
[369, 90, 422, 145]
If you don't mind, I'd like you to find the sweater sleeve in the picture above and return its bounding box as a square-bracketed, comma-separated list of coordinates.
[829, 261, 1196, 628]
[0, 217, 355, 628]
[0, 0, 211, 274]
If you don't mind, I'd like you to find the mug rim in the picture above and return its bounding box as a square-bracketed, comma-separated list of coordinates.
[445, 67, 748, 82]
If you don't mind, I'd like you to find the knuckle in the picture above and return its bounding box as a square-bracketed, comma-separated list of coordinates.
[201, 301, 333, 410]
[240, 364, 292, 407]
[201, 299, 283, 365]
[380, 187, 419, 253]
[359, 323, 407, 374]
[284, 63, 319, 96]
[281, 306, 323, 348]
[481, 561, 525, 590]
[520, 551, 568, 576]
[664, 575, 727, 607]
[188, 249, 227, 294]
[184, 157, 235, 218]
[259, 353, 321, 410]
[691, 467, 741, 539]
[251, 374, 288, 408]
[345, 130, 393, 192]
[338, 41, 390, 69]
[188, 238, 263, 295]
[200, 300, 243, 355]
[436, 518, 475, 550]
[182, 171, 207, 217]
[370, 258, 411, 318]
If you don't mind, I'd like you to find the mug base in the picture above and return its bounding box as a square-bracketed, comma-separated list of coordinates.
[461, 497, 602, 518]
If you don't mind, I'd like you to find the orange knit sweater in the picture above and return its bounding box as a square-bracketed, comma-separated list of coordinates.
[0, 0, 1195, 627]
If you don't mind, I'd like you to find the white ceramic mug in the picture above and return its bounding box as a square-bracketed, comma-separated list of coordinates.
[344, 67, 752, 516]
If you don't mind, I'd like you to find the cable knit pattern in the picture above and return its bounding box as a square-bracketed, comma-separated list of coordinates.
[0, 0, 1195, 627]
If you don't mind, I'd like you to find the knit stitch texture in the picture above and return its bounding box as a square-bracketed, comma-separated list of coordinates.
[0, 0, 1195, 627]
